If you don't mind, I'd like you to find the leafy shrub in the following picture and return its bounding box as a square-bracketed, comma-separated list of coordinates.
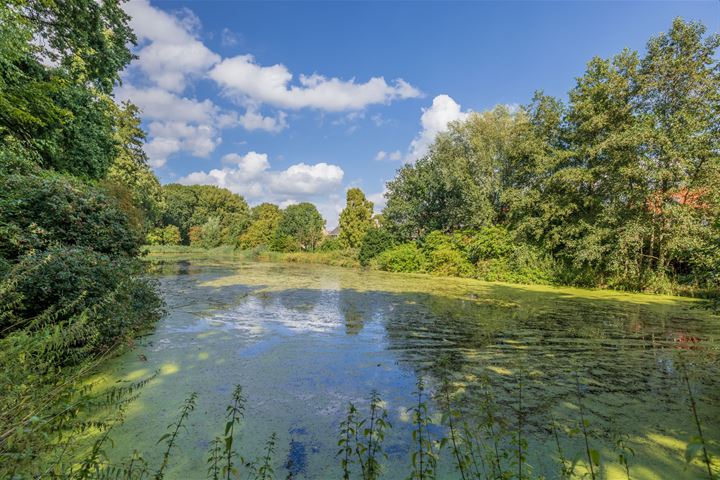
[269, 233, 300, 252]
[427, 245, 474, 277]
[375, 243, 427, 273]
[466, 226, 514, 263]
[475, 243, 555, 284]
[318, 236, 343, 252]
[0, 173, 142, 259]
[0, 246, 163, 344]
[146, 225, 181, 245]
[200, 216, 223, 248]
[188, 225, 203, 246]
[358, 228, 395, 266]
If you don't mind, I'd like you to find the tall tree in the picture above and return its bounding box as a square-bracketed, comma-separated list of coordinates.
[338, 188, 374, 249]
[276, 203, 325, 251]
[238, 203, 282, 249]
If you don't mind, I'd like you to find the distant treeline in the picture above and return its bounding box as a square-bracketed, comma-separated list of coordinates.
[150, 19, 719, 295]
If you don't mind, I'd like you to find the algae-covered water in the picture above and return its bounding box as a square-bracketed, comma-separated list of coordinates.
[90, 258, 720, 479]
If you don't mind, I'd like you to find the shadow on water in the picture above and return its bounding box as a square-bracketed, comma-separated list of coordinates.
[86, 259, 719, 479]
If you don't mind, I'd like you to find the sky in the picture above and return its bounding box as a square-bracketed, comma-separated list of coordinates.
[117, 0, 720, 228]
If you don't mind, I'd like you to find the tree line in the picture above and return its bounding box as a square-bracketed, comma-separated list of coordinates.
[150, 18, 719, 295]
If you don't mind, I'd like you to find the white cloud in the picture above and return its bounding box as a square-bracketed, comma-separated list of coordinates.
[406, 94, 470, 162]
[375, 150, 402, 161]
[124, 0, 220, 92]
[178, 153, 344, 202]
[269, 163, 344, 195]
[116, 85, 286, 166]
[221, 151, 270, 178]
[144, 121, 221, 167]
[209, 54, 421, 111]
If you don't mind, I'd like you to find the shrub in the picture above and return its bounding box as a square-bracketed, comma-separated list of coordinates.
[0, 173, 142, 259]
[269, 233, 300, 252]
[188, 225, 203, 246]
[358, 228, 395, 266]
[318, 236, 343, 252]
[466, 226, 514, 263]
[146, 225, 181, 246]
[199, 216, 223, 248]
[375, 243, 427, 273]
[427, 245, 474, 277]
[0, 246, 164, 349]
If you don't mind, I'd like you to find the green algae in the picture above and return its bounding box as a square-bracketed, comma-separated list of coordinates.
[86, 259, 719, 479]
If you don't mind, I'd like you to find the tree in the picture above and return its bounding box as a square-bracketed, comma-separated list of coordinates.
[106, 102, 164, 228]
[276, 203, 325, 251]
[160, 184, 249, 245]
[383, 106, 522, 241]
[338, 188, 374, 249]
[238, 203, 282, 249]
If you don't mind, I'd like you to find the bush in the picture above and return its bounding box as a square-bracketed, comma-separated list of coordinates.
[269, 233, 300, 252]
[358, 228, 395, 266]
[0, 246, 164, 349]
[200, 216, 223, 248]
[466, 226, 514, 263]
[188, 225, 203, 246]
[427, 245, 474, 277]
[318, 237, 343, 252]
[146, 225, 181, 245]
[375, 243, 427, 273]
[0, 173, 142, 259]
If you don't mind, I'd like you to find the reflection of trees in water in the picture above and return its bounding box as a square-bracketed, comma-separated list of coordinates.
[381, 286, 720, 451]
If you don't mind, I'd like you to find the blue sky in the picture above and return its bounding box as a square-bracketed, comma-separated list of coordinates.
[118, 0, 719, 227]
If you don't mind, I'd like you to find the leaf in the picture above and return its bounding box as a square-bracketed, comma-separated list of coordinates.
[589, 449, 600, 466]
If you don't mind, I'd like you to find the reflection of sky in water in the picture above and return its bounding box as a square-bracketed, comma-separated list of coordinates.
[92, 261, 720, 480]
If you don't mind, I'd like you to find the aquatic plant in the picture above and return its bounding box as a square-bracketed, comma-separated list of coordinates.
[154, 392, 198, 480]
[678, 354, 715, 479]
[408, 378, 438, 480]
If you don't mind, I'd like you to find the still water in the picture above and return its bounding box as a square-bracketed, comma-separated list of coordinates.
[93, 259, 719, 479]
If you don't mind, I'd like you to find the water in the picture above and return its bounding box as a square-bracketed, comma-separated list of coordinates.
[90, 259, 720, 479]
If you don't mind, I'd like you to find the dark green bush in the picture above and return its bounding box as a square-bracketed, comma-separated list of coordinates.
[0, 246, 163, 345]
[466, 226, 515, 263]
[0, 173, 142, 259]
[375, 243, 427, 272]
[358, 228, 395, 266]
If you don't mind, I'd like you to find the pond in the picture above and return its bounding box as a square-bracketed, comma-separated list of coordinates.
[90, 258, 720, 479]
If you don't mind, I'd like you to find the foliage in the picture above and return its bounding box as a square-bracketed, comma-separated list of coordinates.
[338, 188, 374, 249]
[106, 102, 164, 228]
[382, 19, 720, 294]
[358, 228, 396, 266]
[318, 236, 343, 252]
[275, 202, 325, 251]
[199, 216, 224, 249]
[237, 203, 282, 249]
[160, 184, 250, 245]
[375, 243, 427, 273]
[146, 225, 181, 246]
[0, 171, 142, 260]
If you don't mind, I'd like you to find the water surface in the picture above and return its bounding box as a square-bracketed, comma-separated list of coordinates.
[91, 259, 720, 479]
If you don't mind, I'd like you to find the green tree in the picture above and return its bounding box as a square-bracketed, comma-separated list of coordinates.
[106, 102, 164, 228]
[384, 106, 522, 240]
[338, 188, 374, 249]
[276, 203, 325, 251]
[238, 203, 282, 249]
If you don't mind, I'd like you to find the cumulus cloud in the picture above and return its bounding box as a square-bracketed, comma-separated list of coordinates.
[406, 94, 470, 162]
[209, 54, 421, 111]
[178, 153, 344, 203]
[116, 85, 285, 166]
[124, 0, 220, 92]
